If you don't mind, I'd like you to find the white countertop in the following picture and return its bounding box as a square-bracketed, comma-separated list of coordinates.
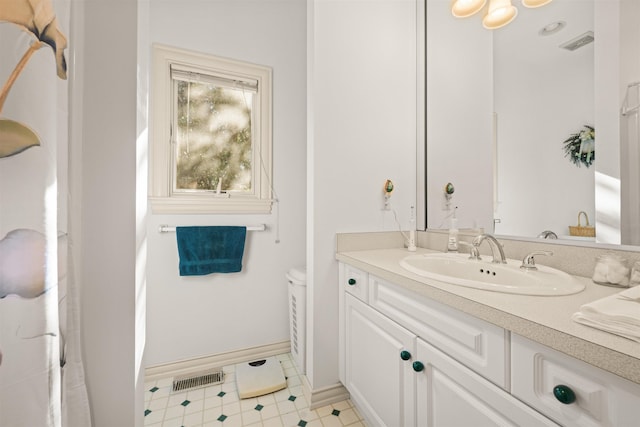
[336, 247, 640, 385]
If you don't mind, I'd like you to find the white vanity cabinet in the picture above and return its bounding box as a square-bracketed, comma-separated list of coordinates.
[339, 262, 558, 427]
[511, 334, 640, 427]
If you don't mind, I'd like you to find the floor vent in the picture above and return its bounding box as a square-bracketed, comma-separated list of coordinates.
[172, 369, 224, 392]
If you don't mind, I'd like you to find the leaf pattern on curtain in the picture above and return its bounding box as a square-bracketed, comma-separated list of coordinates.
[0, 1, 90, 425]
[0, 0, 68, 158]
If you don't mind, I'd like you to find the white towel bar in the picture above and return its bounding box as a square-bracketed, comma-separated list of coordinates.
[158, 224, 266, 233]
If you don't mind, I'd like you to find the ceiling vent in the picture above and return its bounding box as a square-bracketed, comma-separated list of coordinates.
[560, 31, 594, 51]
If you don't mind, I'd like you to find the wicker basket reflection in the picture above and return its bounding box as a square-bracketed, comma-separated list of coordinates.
[569, 211, 595, 237]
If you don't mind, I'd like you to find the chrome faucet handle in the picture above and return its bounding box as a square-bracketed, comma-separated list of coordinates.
[537, 230, 558, 239]
[520, 250, 553, 271]
[472, 233, 506, 264]
[458, 241, 481, 261]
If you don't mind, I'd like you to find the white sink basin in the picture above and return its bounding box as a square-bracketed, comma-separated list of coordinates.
[399, 252, 585, 296]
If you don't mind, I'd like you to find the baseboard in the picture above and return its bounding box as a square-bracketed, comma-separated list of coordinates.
[144, 340, 291, 381]
[301, 375, 350, 410]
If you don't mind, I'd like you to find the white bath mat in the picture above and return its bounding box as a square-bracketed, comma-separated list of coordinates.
[235, 357, 287, 399]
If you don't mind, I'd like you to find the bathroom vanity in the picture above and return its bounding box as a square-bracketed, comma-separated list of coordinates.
[336, 241, 640, 427]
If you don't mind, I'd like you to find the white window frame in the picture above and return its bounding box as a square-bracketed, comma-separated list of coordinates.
[149, 44, 273, 214]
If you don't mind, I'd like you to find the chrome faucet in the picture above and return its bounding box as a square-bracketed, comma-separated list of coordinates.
[457, 241, 481, 261]
[520, 250, 553, 271]
[472, 234, 507, 264]
[537, 230, 558, 239]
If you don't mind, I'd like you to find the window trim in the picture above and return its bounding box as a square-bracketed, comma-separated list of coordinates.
[149, 44, 273, 214]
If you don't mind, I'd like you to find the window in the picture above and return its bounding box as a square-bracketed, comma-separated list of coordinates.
[149, 44, 273, 214]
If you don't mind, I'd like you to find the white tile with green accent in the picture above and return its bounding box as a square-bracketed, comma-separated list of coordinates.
[144, 353, 366, 427]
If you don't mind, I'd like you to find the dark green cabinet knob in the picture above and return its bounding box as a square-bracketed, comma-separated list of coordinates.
[412, 361, 425, 372]
[348, 278, 356, 285]
[553, 385, 576, 404]
[400, 350, 411, 361]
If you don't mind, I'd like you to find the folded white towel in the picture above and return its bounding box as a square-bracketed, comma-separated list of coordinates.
[572, 286, 640, 343]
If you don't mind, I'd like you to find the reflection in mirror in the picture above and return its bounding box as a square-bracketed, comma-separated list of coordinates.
[424, 0, 640, 247]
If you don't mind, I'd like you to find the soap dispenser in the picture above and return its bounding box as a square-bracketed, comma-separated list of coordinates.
[447, 210, 459, 252]
[408, 205, 417, 252]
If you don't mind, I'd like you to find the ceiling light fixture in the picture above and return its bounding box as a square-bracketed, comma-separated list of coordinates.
[451, 0, 487, 18]
[451, 0, 553, 30]
[483, 0, 518, 29]
[538, 20, 566, 36]
[522, 0, 553, 8]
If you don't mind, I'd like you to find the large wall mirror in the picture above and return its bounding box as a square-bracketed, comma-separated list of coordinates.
[422, 0, 640, 248]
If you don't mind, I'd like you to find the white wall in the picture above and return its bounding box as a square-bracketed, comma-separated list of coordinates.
[494, 2, 594, 238]
[307, 0, 418, 389]
[143, 0, 307, 367]
[142, 0, 417, 401]
[74, 0, 143, 425]
[426, 0, 494, 232]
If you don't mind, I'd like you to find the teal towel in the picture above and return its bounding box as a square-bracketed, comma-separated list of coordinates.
[176, 226, 247, 276]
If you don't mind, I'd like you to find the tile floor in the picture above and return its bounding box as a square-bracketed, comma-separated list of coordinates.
[144, 353, 366, 427]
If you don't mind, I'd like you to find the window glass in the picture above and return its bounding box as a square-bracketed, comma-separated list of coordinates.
[173, 78, 254, 193]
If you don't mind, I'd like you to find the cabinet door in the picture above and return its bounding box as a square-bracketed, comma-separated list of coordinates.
[415, 338, 558, 427]
[345, 294, 416, 427]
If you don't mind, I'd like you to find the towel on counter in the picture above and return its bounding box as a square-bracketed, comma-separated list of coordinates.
[571, 286, 640, 343]
[176, 226, 247, 276]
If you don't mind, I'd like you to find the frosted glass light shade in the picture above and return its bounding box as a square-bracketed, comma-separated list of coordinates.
[522, 0, 552, 7]
[451, 0, 487, 18]
[483, 0, 518, 29]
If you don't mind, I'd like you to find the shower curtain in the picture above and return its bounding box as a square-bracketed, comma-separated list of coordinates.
[0, 0, 91, 425]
